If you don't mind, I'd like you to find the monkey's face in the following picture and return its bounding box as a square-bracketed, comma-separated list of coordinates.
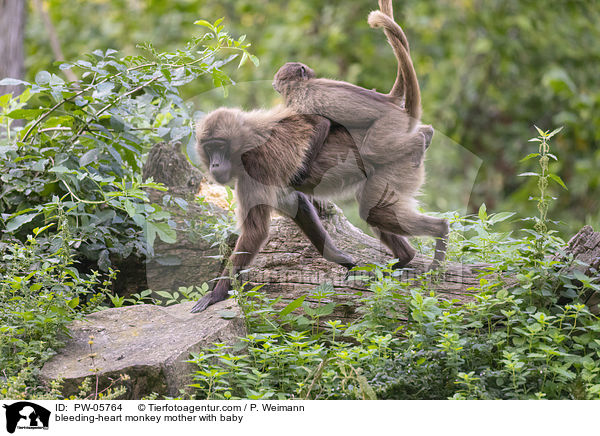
[196, 108, 246, 185]
[273, 62, 316, 93]
[202, 140, 232, 184]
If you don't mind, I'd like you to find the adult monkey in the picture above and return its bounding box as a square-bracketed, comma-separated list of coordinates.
[272, 4, 428, 166]
[191, 107, 445, 314]
[191, 107, 359, 313]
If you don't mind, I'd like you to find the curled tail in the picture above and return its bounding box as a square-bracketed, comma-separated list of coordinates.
[368, 10, 421, 130]
[377, 0, 410, 103]
[378, 0, 394, 19]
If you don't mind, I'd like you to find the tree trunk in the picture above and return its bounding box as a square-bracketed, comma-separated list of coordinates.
[0, 0, 26, 97]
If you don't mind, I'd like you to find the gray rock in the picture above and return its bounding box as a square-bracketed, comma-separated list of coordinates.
[40, 300, 245, 399]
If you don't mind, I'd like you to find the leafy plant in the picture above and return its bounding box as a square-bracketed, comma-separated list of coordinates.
[0, 18, 255, 271]
[0, 214, 112, 375]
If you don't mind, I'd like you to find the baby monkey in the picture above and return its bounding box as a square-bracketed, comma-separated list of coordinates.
[273, 11, 431, 167]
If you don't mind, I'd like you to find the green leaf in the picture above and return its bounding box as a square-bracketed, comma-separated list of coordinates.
[42, 115, 74, 128]
[534, 125, 545, 137]
[478, 203, 487, 221]
[67, 297, 80, 309]
[110, 114, 126, 132]
[519, 152, 540, 162]
[573, 270, 589, 283]
[155, 291, 174, 299]
[147, 221, 176, 246]
[248, 54, 259, 66]
[548, 174, 568, 190]
[546, 126, 564, 138]
[0, 78, 30, 87]
[314, 302, 335, 317]
[488, 212, 515, 224]
[79, 148, 100, 167]
[0, 94, 10, 107]
[123, 198, 136, 218]
[496, 289, 509, 299]
[49, 165, 71, 174]
[6, 212, 38, 232]
[194, 20, 213, 29]
[92, 81, 115, 99]
[279, 295, 306, 317]
[238, 52, 249, 68]
[7, 109, 45, 120]
[302, 302, 316, 317]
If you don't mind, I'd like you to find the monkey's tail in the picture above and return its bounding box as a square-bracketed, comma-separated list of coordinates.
[368, 10, 421, 130]
[377, 0, 409, 104]
[378, 0, 394, 19]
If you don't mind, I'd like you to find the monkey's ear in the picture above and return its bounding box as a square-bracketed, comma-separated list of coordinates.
[300, 65, 308, 80]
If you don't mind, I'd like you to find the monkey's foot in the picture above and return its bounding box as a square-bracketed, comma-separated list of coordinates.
[426, 259, 446, 273]
[420, 124, 434, 149]
[190, 289, 230, 313]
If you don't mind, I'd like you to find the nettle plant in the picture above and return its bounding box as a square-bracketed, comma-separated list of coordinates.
[0, 18, 256, 270]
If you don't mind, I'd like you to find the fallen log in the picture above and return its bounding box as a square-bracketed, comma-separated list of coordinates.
[136, 141, 599, 321]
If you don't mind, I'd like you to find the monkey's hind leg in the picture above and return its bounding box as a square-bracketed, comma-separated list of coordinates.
[361, 114, 433, 167]
[359, 183, 449, 270]
[374, 229, 416, 267]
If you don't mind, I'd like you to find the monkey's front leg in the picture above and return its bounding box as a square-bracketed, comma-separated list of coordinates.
[191, 204, 271, 313]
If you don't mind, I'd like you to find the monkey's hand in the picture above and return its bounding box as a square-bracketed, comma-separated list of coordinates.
[190, 279, 231, 313]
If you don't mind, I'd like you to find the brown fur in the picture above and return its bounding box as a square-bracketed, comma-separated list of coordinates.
[272, 8, 426, 166]
[191, 106, 448, 313]
[191, 107, 356, 313]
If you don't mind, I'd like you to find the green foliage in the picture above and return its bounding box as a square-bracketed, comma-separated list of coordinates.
[0, 215, 112, 375]
[188, 286, 381, 400]
[0, 17, 253, 397]
[1, 18, 252, 271]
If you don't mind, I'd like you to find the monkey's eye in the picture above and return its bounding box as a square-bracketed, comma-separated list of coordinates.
[203, 139, 228, 153]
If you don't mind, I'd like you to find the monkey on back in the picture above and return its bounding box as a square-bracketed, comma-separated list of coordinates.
[191, 1, 448, 313]
[272, 8, 431, 166]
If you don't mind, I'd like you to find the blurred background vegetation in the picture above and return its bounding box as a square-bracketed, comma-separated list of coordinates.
[10, 0, 600, 237]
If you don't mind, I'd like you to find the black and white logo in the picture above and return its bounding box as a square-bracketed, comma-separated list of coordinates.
[2, 402, 50, 434]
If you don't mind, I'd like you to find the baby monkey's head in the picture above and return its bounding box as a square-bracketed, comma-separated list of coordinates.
[272, 62, 316, 94]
